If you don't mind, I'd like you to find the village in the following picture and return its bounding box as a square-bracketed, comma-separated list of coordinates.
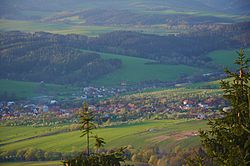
[0, 85, 227, 126]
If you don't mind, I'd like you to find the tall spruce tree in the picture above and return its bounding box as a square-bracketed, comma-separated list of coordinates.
[190, 49, 250, 165]
[64, 101, 127, 166]
[80, 101, 96, 156]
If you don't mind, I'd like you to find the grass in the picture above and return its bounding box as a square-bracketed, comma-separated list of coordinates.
[81, 51, 209, 86]
[186, 77, 250, 89]
[0, 161, 61, 166]
[0, 119, 207, 153]
[207, 48, 250, 69]
[0, 79, 78, 99]
[0, 19, 186, 36]
[0, 19, 71, 32]
[0, 126, 53, 145]
[0, 160, 145, 166]
[0, 19, 118, 37]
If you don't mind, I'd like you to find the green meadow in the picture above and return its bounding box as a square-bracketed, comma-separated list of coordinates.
[0, 160, 144, 166]
[86, 51, 208, 86]
[207, 48, 250, 69]
[0, 19, 119, 37]
[0, 19, 185, 36]
[0, 120, 207, 153]
[0, 161, 62, 166]
[0, 126, 53, 145]
[0, 161, 61, 166]
[0, 79, 78, 99]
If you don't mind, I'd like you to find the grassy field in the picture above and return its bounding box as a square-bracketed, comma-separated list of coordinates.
[207, 48, 250, 69]
[0, 79, 78, 99]
[0, 160, 145, 166]
[0, 120, 207, 153]
[82, 50, 209, 86]
[0, 19, 186, 37]
[0, 19, 120, 37]
[1, 0, 249, 37]
[0, 126, 53, 145]
[0, 161, 61, 166]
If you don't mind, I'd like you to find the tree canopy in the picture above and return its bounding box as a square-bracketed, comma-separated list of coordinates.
[189, 48, 250, 165]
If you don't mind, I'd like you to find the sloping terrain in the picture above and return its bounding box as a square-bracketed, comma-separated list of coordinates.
[1, 0, 249, 20]
[0, 120, 207, 152]
[0, 79, 79, 100]
[0, 0, 249, 37]
[1, 28, 249, 86]
[0, 31, 121, 85]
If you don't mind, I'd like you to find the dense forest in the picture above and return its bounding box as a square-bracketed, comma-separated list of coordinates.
[88, 22, 249, 67]
[0, 32, 121, 85]
[0, 22, 249, 84]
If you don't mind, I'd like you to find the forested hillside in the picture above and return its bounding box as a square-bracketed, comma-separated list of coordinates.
[0, 32, 121, 85]
[0, 21, 249, 85]
[87, 22, 250, 68]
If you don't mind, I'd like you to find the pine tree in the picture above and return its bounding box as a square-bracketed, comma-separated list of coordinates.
[64, 101, 127, 166]
[191, 49, 250, 165]
[80, 101, 96, 156]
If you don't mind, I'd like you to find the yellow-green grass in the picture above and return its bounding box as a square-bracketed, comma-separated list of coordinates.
[0, 161, 61, 166]
[85, 51, 209, 86]
[210, 78, 250, 86]
[0, 19, 191, 37]
[0, 126, 50, 145]
[0, 79, 78, 99]
[0, 120, 207, 153]
[0, 160, 145, 166]
[0, 126, 69, 145]
[0, 19, 119, 37]
[128, 87, 221, 97]
[207, 48, 250, 69]
[186, 77, 250, 89]
[0, 19, 71, 32]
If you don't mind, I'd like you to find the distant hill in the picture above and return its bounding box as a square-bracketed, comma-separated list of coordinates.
[1, 0, 249, 38]
[0, 24, 249, 86]
[0, 0, 249, 22]
[197, 0, 250, 14]
[0, 31, 121, 85]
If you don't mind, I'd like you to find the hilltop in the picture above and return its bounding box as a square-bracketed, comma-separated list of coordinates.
[1, 0, 250, 36]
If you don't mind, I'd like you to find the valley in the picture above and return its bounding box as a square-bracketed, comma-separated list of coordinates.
[0, 0, 250, 165]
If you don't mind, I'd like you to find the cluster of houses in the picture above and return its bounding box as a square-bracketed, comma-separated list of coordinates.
[80, 86, 128, 100]
[0, 100, 79, 126]
[0, 87, 228, 126]
[91, 94, 227, 122]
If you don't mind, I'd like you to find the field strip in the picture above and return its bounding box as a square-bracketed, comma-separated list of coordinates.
[149, 131, 199, 143]
[0, 129, 73, 147]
